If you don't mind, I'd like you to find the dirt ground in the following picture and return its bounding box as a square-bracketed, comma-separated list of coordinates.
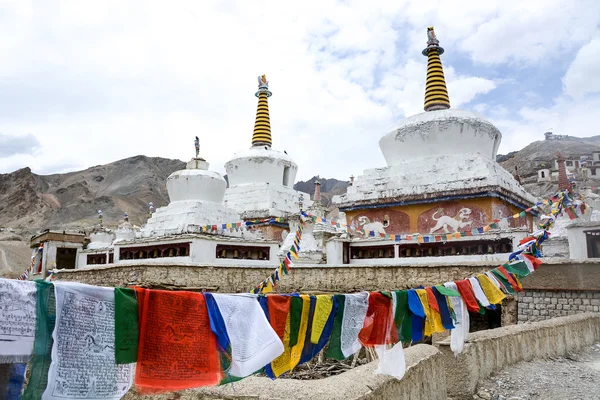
[474, 343, 600, 400]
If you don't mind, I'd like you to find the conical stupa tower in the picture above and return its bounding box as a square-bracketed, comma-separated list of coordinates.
[335, 26, 538, 252]
[422, 26, 450, 112]
[251, 75, 273, 147]
[223, 75, 312, 240]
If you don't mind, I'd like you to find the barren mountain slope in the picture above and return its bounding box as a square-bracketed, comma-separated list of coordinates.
[0, 155, 185, 230]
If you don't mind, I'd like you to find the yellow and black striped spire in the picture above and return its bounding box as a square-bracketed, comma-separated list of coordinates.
[422, 27, 450, 112]
[252, 74, 273, 147]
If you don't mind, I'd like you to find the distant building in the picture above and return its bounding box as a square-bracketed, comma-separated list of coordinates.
[544, 131, 568, 141]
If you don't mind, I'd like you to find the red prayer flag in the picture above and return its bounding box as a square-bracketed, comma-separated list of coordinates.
[425, 287, 440, 313]
[523, 254, 542, 271]
[455, 279, 481, 313]
[519, 236, 536, 245]
[358, 292, 398, 346]
[135, 289, 222, 393]
[267, 295, 291, 341]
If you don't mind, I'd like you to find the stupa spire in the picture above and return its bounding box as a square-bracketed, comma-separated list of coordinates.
[556, 152, 570, 191]
[314, 177, 321, 202]
[251, 75, 273, 147]
[422, 27, 451, 112]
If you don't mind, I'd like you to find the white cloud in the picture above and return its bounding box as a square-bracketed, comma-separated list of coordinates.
[563, 38, 600, 99]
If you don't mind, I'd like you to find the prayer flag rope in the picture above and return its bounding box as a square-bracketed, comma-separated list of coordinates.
[251, 215, 306, 294]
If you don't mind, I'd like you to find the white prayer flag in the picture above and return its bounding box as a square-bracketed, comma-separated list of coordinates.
[43, 282, 134, 400]
[340, 292, 369, 358]
[468, 277, 491, 307]
[0, 278, 37, 363]
[213, 293, 284, 378]
[444, 282, 469, 355]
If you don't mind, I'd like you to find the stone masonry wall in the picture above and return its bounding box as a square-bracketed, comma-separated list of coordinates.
[517, 289, 600, 323]
[53, 262, 496, 293]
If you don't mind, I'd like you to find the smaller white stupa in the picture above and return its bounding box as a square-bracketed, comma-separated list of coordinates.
[141, 137, 241, 237]
[224, 75, 312, 219]
[114, 212, 138, 243]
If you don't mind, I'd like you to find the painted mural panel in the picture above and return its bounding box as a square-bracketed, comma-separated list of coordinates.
[349, 210, 410, 234]
[492, 202, 530, 230]
[418, 203, 488, 234]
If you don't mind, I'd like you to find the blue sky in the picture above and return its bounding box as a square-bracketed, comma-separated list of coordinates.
[0, 0, 599, 181]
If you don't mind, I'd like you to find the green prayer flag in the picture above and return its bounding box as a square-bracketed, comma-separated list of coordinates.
[114, 288, 139, 364]
[22, 281, 55, 400]
[393, 290, 412, 343]
[434, 285, 460, 297]
[325, 295, 345, 360]
[288, 296, 304, 347]
[503, 261, 530, 277]
[476, 300, 486, 315]
[491, 269, 516, 295]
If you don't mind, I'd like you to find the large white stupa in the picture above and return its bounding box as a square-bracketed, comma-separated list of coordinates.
[223, 75, 312, 220]
[334, 27, 535, 209]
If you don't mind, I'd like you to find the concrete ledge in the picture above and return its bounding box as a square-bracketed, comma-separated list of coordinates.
[437, 313, 600, 399]
[123, 344, 446, 400]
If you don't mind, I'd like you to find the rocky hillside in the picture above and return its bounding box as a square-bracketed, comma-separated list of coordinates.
[294, 176, 349, 207]
[498, 136, 600, 197]
[0, 155, 185, 231]
[0, 231, 31, 278]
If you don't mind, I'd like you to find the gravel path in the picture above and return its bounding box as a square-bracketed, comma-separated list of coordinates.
[474, 343, 600, 400]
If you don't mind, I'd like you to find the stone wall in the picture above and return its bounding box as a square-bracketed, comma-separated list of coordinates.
[517, 259, 600, 323]
[53, 262, 496, 293]
[123, 344, 447, 400]
[437, 313, 600, 399]
[517, 289, 600, 323]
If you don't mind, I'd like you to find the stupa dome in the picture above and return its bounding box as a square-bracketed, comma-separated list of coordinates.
[87, 231, 114, 249]
[167, 159, 227, 202]
[225, 147, 298, 187]
[379, 109, 502, 166]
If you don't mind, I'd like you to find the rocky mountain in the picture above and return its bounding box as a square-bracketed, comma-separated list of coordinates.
[498, 135, 600, 198]
[0, 155, 185, 231]
[293, 176, 349, 207]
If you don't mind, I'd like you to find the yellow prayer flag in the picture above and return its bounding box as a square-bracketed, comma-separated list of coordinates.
[261, 280, 274, 294]
[415, 289, 445, 337]
[311, 295, 333, 344]
[512, 213, 520, 219]
[417, 236, 424, 243]
[453, 232, 461, 239]
[476, 274, 505, 304]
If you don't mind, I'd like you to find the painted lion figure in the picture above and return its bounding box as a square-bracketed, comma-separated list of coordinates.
[429, 207, 473, 234]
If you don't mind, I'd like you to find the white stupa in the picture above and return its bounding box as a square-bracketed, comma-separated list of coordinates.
[141, 140, 241, 238]
[223, 75, 312, 219]
[334, 28, 535, 208]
